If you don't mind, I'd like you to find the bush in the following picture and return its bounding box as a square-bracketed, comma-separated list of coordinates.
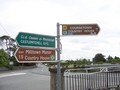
[0, 49, 9, 67]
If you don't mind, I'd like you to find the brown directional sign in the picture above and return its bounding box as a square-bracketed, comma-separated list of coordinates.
[14, 47, 56, 63]
[62, 24, 100, 35]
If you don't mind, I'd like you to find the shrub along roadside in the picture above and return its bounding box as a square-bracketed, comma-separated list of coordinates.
[0, 49, 9, 67]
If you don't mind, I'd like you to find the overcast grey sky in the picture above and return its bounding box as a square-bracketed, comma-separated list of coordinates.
[0, 0, 120, 60]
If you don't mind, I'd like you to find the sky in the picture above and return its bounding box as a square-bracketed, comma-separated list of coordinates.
[0, 0, 120, 60]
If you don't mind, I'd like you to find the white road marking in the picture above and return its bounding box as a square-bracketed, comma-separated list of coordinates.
[0, 73, 26, 78]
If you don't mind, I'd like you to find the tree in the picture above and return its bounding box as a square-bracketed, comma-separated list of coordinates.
[0, 49, 9, 67]
[106, 55, 113, 63]
[110, 56, 120, 64]
[0, 35, 19, 66]
[111, 58, 120, 63]
[93, 53, 106, 64]
[0, 35, 11, 49]
[114, 56, 119, 59]
[0, 35, 16, 56]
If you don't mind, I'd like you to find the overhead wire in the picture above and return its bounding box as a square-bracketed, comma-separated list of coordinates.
[0, 23, 10, 36]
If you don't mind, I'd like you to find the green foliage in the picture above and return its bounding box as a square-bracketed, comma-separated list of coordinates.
[0, 49, 9, 67]
[106, 55, 113, 63]
[114, 56, 119, 59]
[111, 59, 120, 63]
[96, 61, 104, 64]
[93, 53, 106, 64]
[75, 58, 91, 67]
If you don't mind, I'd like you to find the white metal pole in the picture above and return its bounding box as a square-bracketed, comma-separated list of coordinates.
[57, 22, 61, 90]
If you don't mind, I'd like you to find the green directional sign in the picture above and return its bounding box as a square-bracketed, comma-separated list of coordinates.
[16, 32, 55, 48]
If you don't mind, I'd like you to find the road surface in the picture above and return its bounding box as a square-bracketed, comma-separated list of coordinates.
[0, 64, 50, 90]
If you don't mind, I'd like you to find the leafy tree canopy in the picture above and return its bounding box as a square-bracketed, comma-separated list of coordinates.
[93, 53, 106, 64]
[0, 49, 9, 67]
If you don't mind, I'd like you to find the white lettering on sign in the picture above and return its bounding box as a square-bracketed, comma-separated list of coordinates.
[84, 30, 94, 33]
[70, 26, 92, 30]
[68, 30, 82, 33]
[21, 35, 28, 39]
[39, 56, 50, 60]
[20, 40, 42, 45]
[39, 38, 42, 40]
[18, 51, 24, 54]
[42, 50, 52, 54]
[70, 26, 82, 29]
[29, 36, 38, 40]
[25, 56, 39, 61]
[43, 37, 54, 42]
[43, 42, 49, 45]
[26, 50, 41, 54]
[19, 55, 24, 59]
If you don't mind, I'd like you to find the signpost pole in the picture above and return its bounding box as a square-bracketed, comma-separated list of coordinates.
[57, 22, 61, 90]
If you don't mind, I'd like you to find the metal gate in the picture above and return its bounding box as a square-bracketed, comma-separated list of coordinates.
[64, 71, 120, 90]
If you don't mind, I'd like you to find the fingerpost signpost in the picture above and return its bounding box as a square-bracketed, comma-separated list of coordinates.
[15, 32, 56, 62]
[62, 24, 100, 35]
[56, 23, 100, 90]
[14, 23, 100, 90]
[15, 47, 55, 63]
[16, 32, 55, 48]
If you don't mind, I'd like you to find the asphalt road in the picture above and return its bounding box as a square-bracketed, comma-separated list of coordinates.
[0, 64, 50, 90]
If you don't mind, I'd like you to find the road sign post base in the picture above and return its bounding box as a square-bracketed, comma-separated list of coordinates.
[49, 66, 66, 90]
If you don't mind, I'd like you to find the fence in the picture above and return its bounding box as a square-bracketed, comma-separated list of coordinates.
[64, 71, 120, 90]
